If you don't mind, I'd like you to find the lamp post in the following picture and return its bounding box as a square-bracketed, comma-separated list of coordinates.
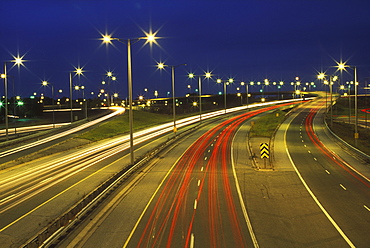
[42, 81, 55, 128]
[317, 73, 338, 127]
[2, 56, 24, 140]
[337, 62, 358, 146]
[216, 78, 233, 113]
[240, 81, 249, 107]
[70, 67, 83, 123]
[157, 62, 186, 136]
[188, 72, 211, 121]
[102, 31, 158, 165]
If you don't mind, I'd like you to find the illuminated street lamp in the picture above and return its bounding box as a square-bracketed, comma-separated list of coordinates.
[157, 62, 186, 136]
[42, 80, 55, 128]
[188, 72, 212, 120]
[102, 31, 158, 165]
[337, 62, 359, 145]
[70, 67, 83, 123]
[216, 78, 233, 113]
[2, 56, 25, 140]
[317, 72, 338, 127]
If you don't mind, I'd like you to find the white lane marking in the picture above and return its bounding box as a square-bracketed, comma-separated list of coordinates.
[204, 157, 208, 161]
[208, 149, 211, 153]
[211, 144, 214, 146]
[364, 205, 370, 212]
[314, 157, 317, 161]
[284, 114, 356, 248]
[197, 179, 201, 187]
[325, 170, 331, 175]
[308, 150, 311, 153]
[339, 184, 347, 191]
[190, 233, 195, 248]
[194, 199, 198, 209]
[201, 167, 204, 172]
[232, 128, 259, 248]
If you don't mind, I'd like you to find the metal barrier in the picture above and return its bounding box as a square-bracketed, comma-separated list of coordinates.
[21, 125, 197, 248]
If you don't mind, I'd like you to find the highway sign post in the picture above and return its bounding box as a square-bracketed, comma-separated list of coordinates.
[260, 142, 270, 168]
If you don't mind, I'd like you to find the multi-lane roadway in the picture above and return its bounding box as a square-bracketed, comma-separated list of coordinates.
[1, 97, 369, 247]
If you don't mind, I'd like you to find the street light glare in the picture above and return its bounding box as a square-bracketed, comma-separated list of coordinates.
[317, 72, 325, 80]
[188, 73, 195, 79]
[42, 80, 48, 86]
[75, 67, 83, 75]
[205, 72, 211, 78]
[337, 61, 348, 71]
[11, 55, 25, 67]
[157, 62, 165, 69]
[102, 35, 113, 44]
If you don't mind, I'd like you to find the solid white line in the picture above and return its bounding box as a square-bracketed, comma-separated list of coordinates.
[284, 114, 355, 248]
[232, 128, 259, 248]
[190, 233, 195, 248]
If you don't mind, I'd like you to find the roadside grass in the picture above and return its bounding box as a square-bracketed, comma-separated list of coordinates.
[330, 121, 370, 155]
[328, 96, 370, 154]
[78, 110, 172, 141]
[249, 109, 288, 137]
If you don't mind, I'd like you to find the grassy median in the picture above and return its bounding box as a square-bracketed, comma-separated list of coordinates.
[78, 110, 172, 141]
[249, 109, 288, 137]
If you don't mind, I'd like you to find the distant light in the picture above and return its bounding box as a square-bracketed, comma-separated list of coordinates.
[157, 62, 165, 69]
[102, 35, 112, 43]
[317, 72, 325, 80]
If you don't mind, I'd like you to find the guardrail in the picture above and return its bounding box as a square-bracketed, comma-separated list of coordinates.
[324, 121, 370, 164]
[20, 124, 197, 248]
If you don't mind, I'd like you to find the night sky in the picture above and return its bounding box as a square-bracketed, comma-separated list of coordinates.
[1, 0, 370, 100]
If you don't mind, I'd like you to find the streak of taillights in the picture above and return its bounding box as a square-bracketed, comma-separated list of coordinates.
[305, 104, 370, 187]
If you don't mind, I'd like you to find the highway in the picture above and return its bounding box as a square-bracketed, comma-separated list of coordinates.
[0, 100, 297, 247]
[55, 103, 293, 248]
[1, 97, 368, 247]
[57, 97, 369, 248]
[284, 98, 369, 247]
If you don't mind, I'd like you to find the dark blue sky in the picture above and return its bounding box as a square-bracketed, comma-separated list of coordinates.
[1, 0, 370, 99]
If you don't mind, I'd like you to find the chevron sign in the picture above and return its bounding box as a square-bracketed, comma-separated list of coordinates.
[260, 143, 269, 159]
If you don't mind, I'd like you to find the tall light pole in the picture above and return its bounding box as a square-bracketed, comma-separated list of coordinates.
[189, 72, 211, 121]
[337, 62, 358, 146]
[157, 62, 186, 136]
[2, 56, 24, 140]
[70, 67, 83, 123]
[216, 78, 233, 113]
[102, 31, 158, 165]
[42, 81, 55, 128]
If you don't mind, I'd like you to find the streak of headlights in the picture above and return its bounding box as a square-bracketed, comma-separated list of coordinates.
[0, 107, 125, 158]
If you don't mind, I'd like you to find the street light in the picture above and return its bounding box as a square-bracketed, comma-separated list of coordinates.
[216, 78, 233, 113]
[70, 67, 83, 123]
[337, 61, 359, 146]
[42, 80, 55, 128]
[102, 31, 158, 165]
[317, 72, 337, 127]
[188, 72, 212, 121]
[2, 56, 25, 140]
[157, 62, 186, 136]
